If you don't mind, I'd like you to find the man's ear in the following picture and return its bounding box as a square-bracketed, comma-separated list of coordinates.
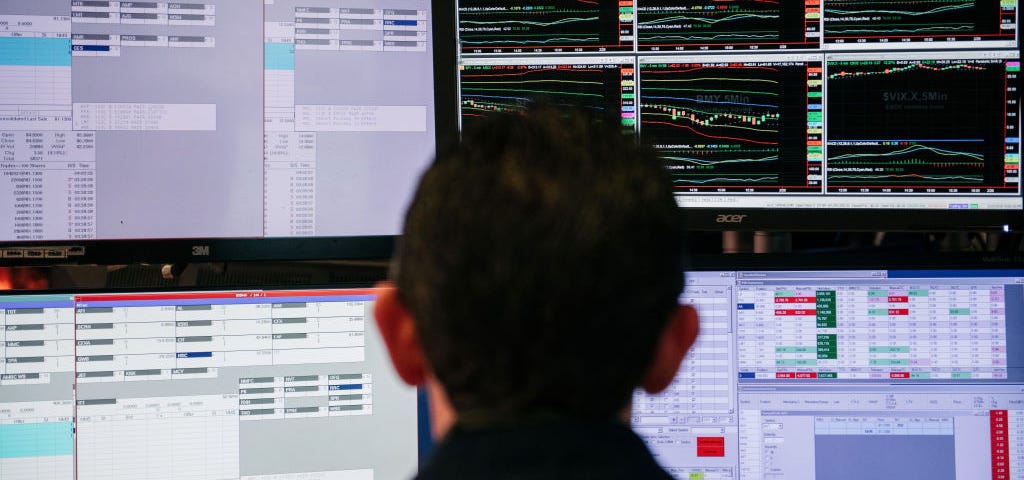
[642, 304, 699, 394]
[373, 282, 428, 386]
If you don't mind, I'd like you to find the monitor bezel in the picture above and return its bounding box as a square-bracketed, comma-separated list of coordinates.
[0, 0, 459, 266]
[680, 208, 1023, 232]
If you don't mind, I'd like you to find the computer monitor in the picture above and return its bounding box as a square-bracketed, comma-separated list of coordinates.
[454, 1, 1022, 231]
[0, 286, 419, 479]
[632, 255, 1024, 478]
[0, 1, 450, 261]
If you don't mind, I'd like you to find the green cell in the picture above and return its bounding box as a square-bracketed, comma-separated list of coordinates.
[949, 308, 971, 315]
[868, 290, 889, 297]
[868, 309, 889, 315]
[910, 372, 931, 379]
[909, 290, 929, 297]
[817, 334, 837, 359]
[689, 473, 705, 480]
[775, 290, 796, 297]
[952, 372, 972, 379]
[817, 372, 837, 378]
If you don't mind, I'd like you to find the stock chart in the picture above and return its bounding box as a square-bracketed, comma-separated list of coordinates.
[459, 62, 635, 131]
[638, 60, 822, 192]
[825, 58, 1020, 193]
[822, 0, 1017, 45]
[458, 0, 632, 53]
[636, 0, 819, 51]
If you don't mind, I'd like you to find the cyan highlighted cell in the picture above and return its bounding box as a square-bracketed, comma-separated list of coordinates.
[264, 42, 295, 70]
[0, 38, 71, 66]
[0, 422, 73, 459]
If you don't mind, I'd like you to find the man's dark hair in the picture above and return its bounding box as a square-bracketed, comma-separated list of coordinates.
[394, 105, 686, 419]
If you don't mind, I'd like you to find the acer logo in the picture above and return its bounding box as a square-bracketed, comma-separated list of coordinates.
[715, 214, 747, 224]
[191, 245, 210, 256]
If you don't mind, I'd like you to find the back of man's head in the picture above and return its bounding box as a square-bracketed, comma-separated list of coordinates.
[393, 105, 687, 420]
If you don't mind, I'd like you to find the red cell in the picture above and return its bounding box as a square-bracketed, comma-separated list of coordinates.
[697, 446, 725, 457]
[775, 309, 816, 316]
[697, 437, 725, 446]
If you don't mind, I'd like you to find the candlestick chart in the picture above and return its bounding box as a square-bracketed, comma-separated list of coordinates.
[638, 61, 821, 192]
[459, 63, 633, 131]
[825, 58, 1018, 192]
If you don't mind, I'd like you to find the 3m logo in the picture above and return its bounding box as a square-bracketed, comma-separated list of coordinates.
[191, 245, 210, 256]
[715, 214, 748, 224]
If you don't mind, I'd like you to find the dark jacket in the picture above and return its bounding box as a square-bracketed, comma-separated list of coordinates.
[417, 418, 675, 479]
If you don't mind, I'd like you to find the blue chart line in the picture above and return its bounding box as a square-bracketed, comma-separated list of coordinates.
[458, 6, 607, 49]
[460, 17, 598, 27]
[641, 13, 779, 26]
[824, 0, 976, 36]
[829, 174, 984, 183]
[826, 2, 972, 16]
[636, 1, 787, 45]
[665, 155, 779, 166]
[460, 36, 599, 45]
[830, 144, 984, 162]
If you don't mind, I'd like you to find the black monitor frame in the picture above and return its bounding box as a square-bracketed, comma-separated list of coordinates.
[680, 208, 1023, 232]
[448, 2, 1022, 234]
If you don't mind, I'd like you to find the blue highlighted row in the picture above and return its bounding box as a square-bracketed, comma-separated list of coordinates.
[384, 20, 418, 26]
[72, 45, 109, 52]
[329, 384, 363, 391]
[0, 422, 73, 459]
[177, 352, 212, 358]
[737, 303, 755, 310]
[0, 38, 71, 67]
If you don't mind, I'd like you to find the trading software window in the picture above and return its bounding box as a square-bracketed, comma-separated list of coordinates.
[0, 288, 417, 480]
[633, 269, 1024, 479]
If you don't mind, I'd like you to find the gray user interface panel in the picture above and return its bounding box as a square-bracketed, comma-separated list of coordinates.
[0, 0, 436, 241]
[0, 287, 417, 480]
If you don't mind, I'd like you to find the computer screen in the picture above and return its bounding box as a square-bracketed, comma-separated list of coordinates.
[455, 1, 1022, 230]
[633, 262, 1024, 478]
[0, 0, 439, 243]
[0, 287, 418, 480]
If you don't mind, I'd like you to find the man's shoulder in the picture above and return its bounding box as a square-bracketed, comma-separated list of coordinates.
[417, 420, 675, 480]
